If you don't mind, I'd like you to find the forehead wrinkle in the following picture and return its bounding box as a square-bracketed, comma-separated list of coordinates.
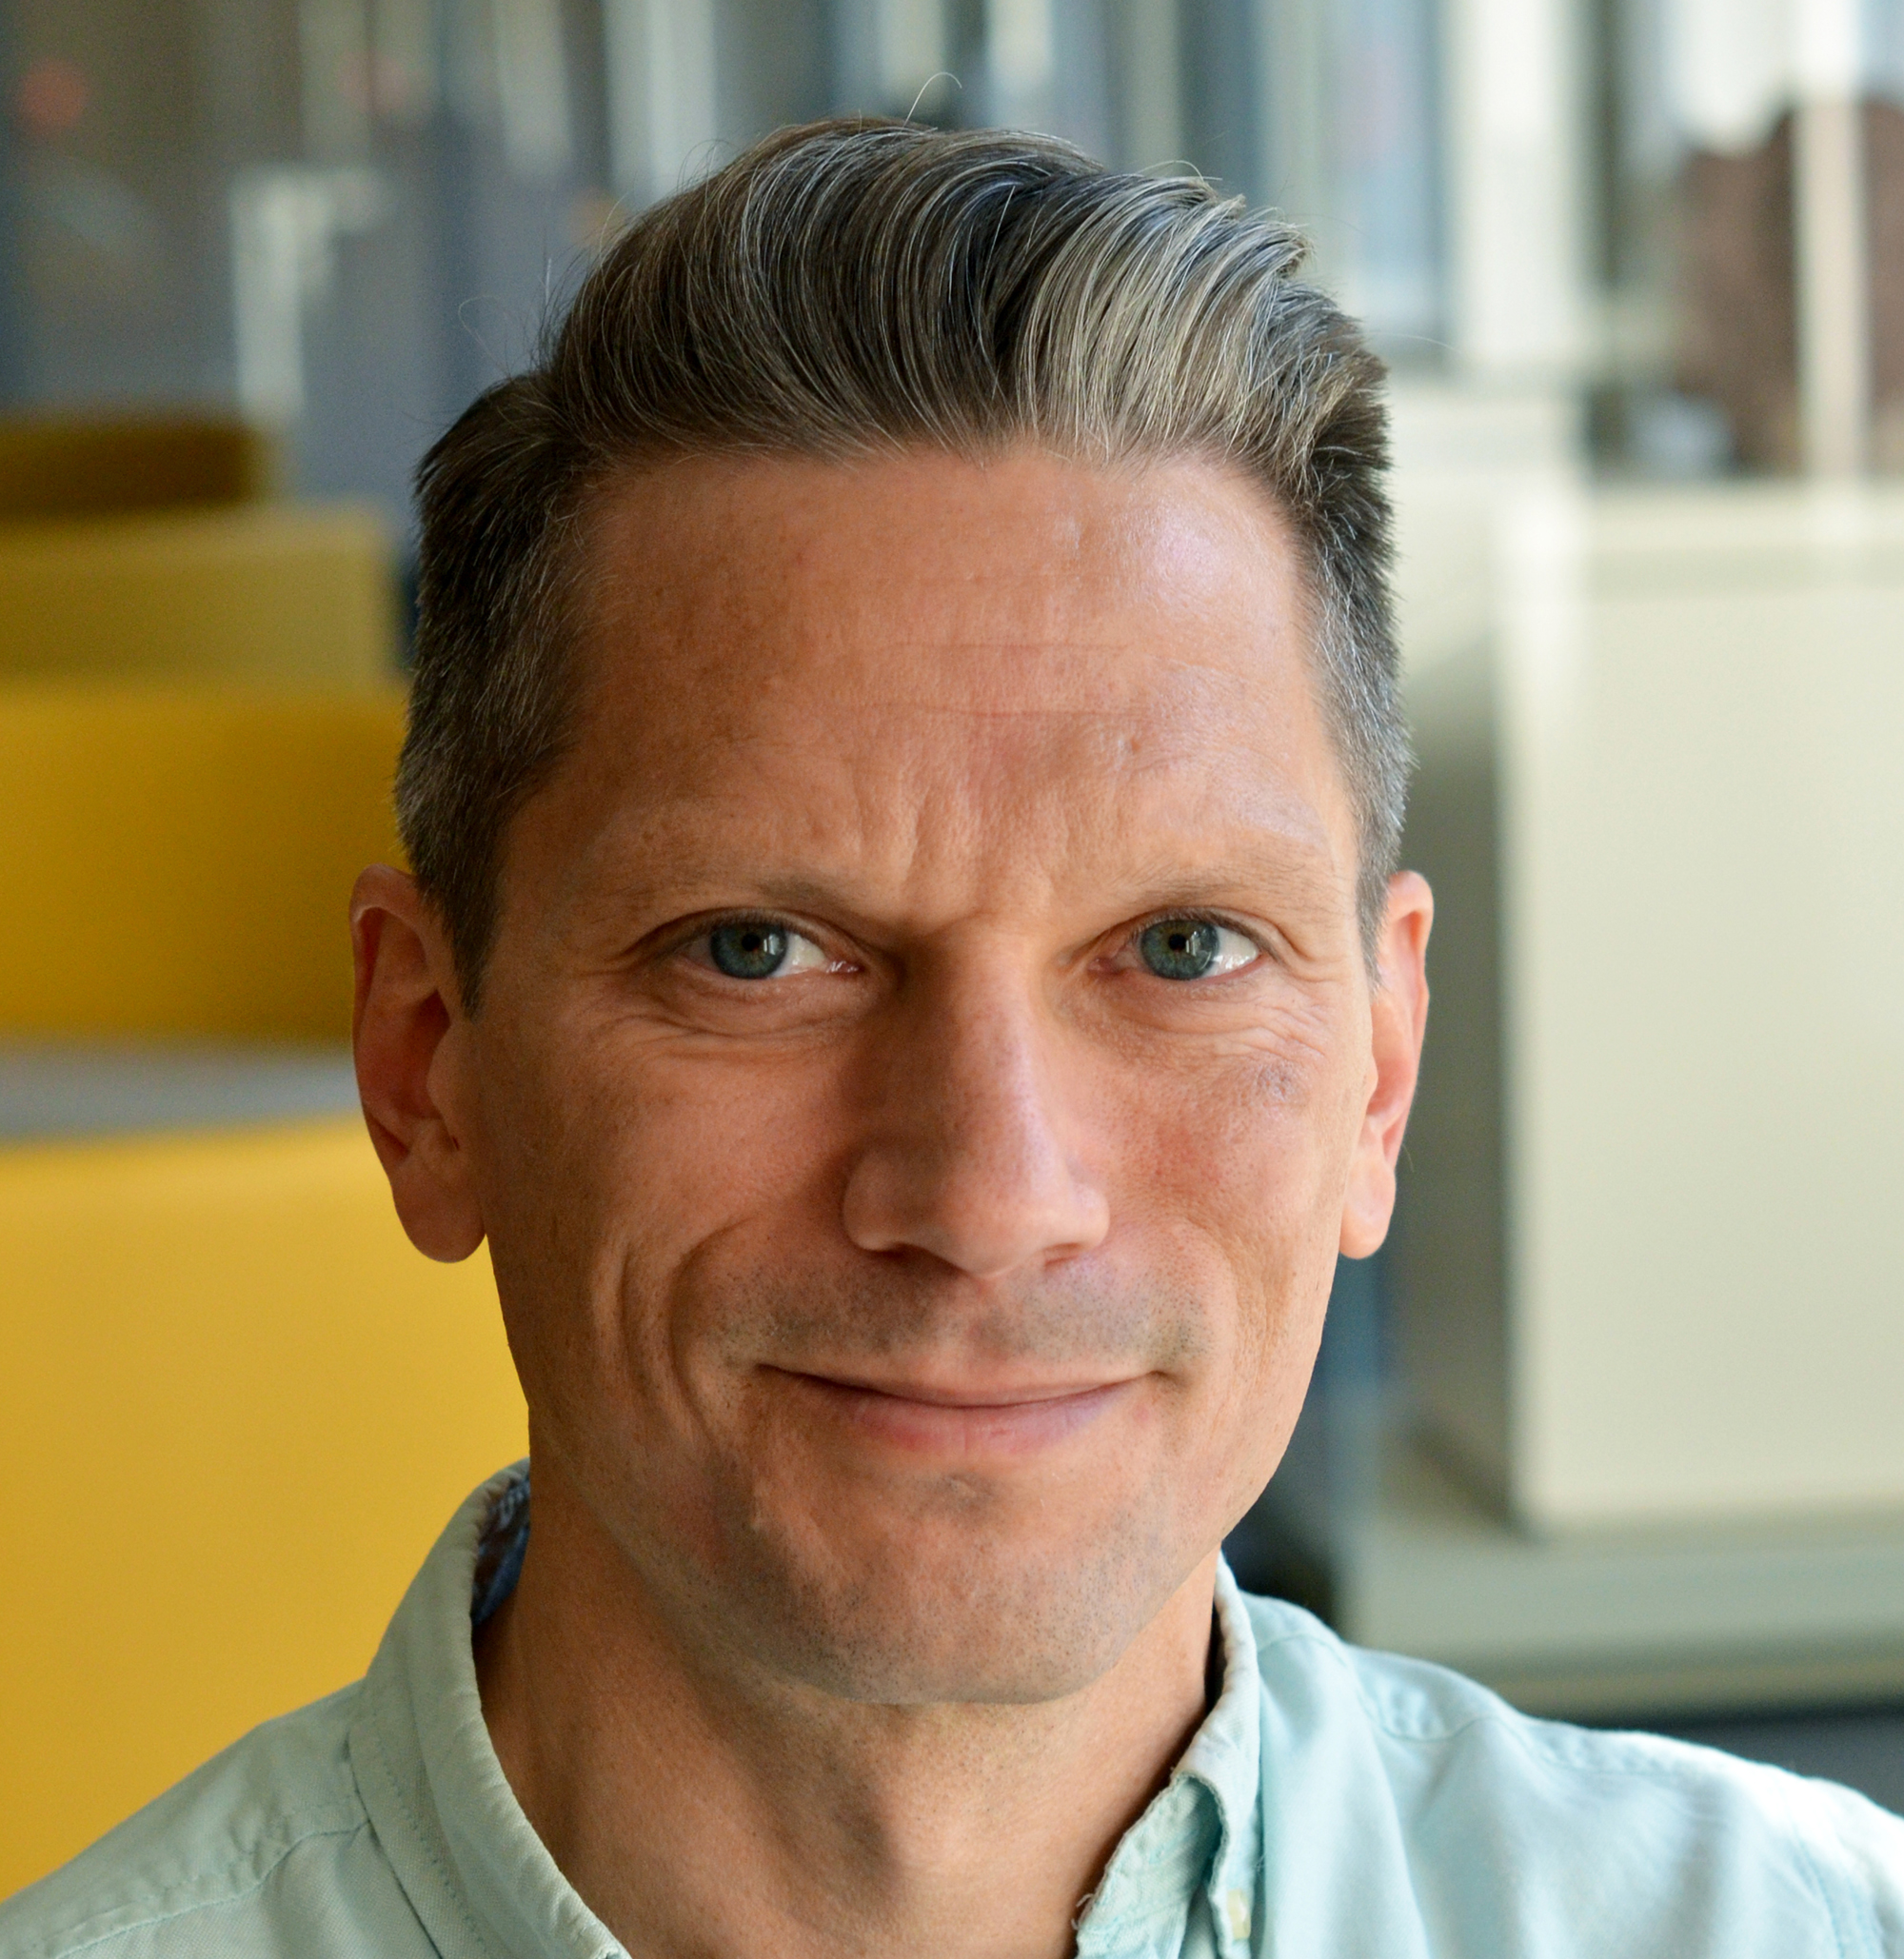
[820, 635, 1268, 712]
[556, 774, 1347, 945]
[827, 683, 1274, 784]
[553, 788, 896, 930]
[803, 649, 1318, 813]
[577, 497, 1308, 770]
[552, 645, 1345, 918]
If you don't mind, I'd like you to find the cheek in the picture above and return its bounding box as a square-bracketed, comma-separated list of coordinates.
[1107, 1039, 1349, 1405]
[605, 1045, 853, 1247]
[485, 1034, 853, 1390]
[519, 1019, 843, 1223]
[1115, 1017, 1356, 1231]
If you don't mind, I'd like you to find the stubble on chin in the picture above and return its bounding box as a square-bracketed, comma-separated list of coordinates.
[630, 1260, 1222, 1707]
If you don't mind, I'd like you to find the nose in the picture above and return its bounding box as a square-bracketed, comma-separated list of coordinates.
[840, 962, 1110, 1280]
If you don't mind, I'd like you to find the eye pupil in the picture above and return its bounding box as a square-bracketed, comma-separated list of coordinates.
[709, 921, 789, 980]
[1140, 920, 1221, 980]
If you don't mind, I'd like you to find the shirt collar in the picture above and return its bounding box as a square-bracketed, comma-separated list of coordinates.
[350, 1463, 619, 1959]
[1074, 1560, 1264, 1956]
[351, 1465, 1262, 1959]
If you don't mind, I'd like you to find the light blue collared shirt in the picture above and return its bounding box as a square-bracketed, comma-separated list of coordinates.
[6, 1462, 1902, 1957]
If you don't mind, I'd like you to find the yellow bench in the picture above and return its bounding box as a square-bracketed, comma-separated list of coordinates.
[0, 505, 397, 691]
[0, 685, 407, 1040]
[0, 1119, 525, 1896]
[0, 414, 273, 521]
[0, 414, 393, 692]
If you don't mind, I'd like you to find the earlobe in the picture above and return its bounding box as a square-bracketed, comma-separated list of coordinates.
[350, 865, 488, 1262]
[1339, 871, 1433, 1259]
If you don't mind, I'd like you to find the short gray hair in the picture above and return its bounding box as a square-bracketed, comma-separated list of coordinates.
[400, 117, 1407, 1007]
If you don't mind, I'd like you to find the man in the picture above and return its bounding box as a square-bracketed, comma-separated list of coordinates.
[5, 119, 1900, 1958]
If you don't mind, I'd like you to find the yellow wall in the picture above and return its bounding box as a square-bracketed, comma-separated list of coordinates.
[0, 686, 407, 1040]
[0, 1118, 526, 1897]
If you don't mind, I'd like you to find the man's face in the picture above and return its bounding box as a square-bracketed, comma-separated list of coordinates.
[437, 449, 1422, 1703]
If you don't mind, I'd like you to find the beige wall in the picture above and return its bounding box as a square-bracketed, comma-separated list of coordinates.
[1395, 480, 1904, 1531]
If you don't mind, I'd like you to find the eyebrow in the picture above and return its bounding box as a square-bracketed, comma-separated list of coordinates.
[562, 817, 1352, 955]
[1103, 849, 1347, 912]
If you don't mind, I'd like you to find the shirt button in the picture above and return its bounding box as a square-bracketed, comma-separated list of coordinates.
[1224, 1888, 1252, 1941]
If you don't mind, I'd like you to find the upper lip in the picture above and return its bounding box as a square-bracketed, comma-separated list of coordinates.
[773, 1367, 1138, 1408]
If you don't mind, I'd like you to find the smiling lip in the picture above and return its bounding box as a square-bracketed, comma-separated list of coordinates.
[767, 1367, 1140, 1458]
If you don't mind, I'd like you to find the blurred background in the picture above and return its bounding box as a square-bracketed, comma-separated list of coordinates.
[2, 0, 1902, 1895]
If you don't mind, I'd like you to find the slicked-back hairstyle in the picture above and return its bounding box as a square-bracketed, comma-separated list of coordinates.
[400, 117, 1407, 1009]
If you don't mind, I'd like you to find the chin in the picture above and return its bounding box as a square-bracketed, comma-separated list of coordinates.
[716, 1494, 1188, 1706]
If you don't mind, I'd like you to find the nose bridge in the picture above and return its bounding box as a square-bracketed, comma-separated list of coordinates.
[841, 939, 1109, 1277]
[930, 971, 1058, 1166]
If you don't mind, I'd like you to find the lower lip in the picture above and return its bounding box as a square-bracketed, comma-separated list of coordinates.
[769, 1371, 1136, 1459]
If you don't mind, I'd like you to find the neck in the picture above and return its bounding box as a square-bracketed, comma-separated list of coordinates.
[475, 1460, 1220, 1959]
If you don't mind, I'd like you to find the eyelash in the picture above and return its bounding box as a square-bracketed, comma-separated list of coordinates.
[1121, 910, 1268, 968]
[669, 911, 1272, 978]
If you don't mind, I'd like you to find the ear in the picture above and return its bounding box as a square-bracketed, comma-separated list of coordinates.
[1339, 870, 1433, 1258]
[350, 864, 487, 1261]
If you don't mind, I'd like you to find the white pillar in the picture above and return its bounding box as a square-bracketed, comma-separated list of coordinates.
[985, 0, 1056, 129]
[603, 0, 719, 205]
[1440, 0, 1591, 380]
[1793, 0, 1871, 476]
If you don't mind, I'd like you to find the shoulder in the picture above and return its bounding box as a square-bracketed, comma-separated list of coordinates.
[1239, 1593, 1904, 1957]
[0, 1685, 427, 1959]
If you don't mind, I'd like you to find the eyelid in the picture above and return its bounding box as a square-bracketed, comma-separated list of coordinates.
[1133, 908, 1268, 948]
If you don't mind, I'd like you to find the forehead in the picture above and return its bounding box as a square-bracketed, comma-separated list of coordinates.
[541, 448, 1353, 904]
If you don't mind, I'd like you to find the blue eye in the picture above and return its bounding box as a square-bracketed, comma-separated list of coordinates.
[700, 919, 834, 980]
[1137, 919, 1258, 980]
[708, 920, 790, 979]
[1140, 920, 1218, 980]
